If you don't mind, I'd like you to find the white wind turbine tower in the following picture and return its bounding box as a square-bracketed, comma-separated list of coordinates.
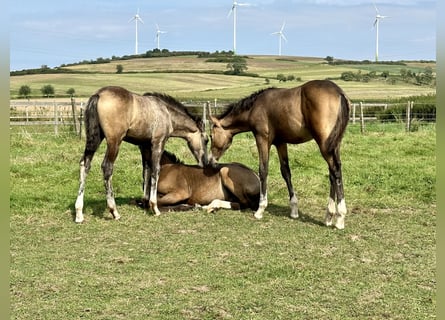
[129, 9, 144, 55]
[228, 0, 251, 54]
[271, 21, 287, 56]
[373, 3, 389, 62]
[155, 24, 167, 50]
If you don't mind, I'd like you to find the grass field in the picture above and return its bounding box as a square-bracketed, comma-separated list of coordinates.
[10, 55, 436, 101]
[10, 123, 436, 319]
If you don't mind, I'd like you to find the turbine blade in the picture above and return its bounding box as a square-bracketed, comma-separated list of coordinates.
[281, 33, 287, 42]
[227, 6, 234, 18]
[373, 2, 379, 14]
[280, 21, 286, 32]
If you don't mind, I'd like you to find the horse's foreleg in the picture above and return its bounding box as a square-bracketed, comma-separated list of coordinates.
[139, 145, 152, 208]
[276, 143, 298, 219]
[202, 199, 240, 213]
[254, 136, 270, 220]
[149, 145, 164, 216]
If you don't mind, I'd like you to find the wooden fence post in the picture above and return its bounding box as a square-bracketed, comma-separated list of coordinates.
[352, 103, 356, 124]
[79, 102, 84, 140]
[406, 101, 411, 132]
[54, 100, 58, 135]
[359, 102, 365, 134]
[71, 96, 78, 133]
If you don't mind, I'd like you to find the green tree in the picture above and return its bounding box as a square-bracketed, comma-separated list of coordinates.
[116, 64, 124, 74]
[67, 88, 76, 97]
[41, 84, 55, 97]
[340, 71, 355, 81]
[277, 74, 287, 82]
[226, 57, 248, 75]
[19, 85, 31, 99]
[325, 56, 334, 63]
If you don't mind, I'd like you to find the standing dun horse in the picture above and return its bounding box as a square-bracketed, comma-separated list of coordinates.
[209, 80, 350, 229]
[155, 150, 260, 211]
[74, 86, 208, 223]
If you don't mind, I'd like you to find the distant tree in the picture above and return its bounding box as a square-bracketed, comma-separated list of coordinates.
[116, 64, 124, 74]
[67, 88, 76, 97]
[277, 74, 287, 82]
[265, 78, 270, 85]
[41, 84, 55, 97]
[226, 57, 248, 75]
[19, 85, 31, 99]
[287, 75, 295, 81]
[325, 56, 334, 63]
[340, 71, 355, 81]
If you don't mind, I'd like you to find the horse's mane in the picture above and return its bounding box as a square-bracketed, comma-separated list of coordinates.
[143, 92, 204, 129]
[162, 150, 184, 164]
[217, 87, 276, 119]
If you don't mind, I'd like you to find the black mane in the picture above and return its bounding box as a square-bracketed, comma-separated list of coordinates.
[143, 92, 204, 129]
[162, 150, 184, 164]
[217, 87, 275, 119]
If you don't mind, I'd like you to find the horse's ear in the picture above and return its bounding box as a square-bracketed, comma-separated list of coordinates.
[209, 115, 221, 128]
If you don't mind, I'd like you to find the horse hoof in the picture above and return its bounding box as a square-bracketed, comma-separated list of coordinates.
[290, 211, 299, 219]
[75, 214, 84, 224]
[254, 212, 263, 220]
[334, 217, 345, 230]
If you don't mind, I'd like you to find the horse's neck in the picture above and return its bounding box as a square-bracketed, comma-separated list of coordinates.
[170, 117, 196, 136]
[221, 113, 250, 135]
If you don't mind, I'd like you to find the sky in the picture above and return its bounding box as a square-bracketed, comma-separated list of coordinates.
[10, 0, 436, 71]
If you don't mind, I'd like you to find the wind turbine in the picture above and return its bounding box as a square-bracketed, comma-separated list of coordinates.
[155, 23, 167, 50]
[271, 21, 287, 56]
[373, 3, 389, 62]
[129, 9, 144, 55]
[227, 0, 251, 54]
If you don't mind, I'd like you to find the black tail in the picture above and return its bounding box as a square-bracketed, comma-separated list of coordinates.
[325, 92, 350, 154]
[84, 94, 103, 153]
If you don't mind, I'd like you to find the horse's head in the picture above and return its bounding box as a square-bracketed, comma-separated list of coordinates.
[209, 116, 233, 166]
[187, 124, 209, 167]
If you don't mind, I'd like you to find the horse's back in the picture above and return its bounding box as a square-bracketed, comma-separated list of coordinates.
[251, 80, 347, 144]
[94, 86, 172, 141]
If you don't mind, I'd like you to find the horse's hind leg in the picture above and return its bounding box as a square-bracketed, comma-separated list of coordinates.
[102, 140, 122, 220]
[324, 147, 347, 229]
[75, 138, 103, 223]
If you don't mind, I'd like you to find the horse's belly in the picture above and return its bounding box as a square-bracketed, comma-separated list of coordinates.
[275, 125, 313, 144]
[188, 180, 225, 205]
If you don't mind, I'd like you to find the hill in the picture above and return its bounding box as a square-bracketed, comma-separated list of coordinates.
[9, 55, 436, 101]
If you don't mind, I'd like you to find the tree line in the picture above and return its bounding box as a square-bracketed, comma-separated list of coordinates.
[18, 85, 76, 99]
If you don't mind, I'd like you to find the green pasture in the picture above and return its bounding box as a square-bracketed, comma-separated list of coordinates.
[10, 123, 436, 319]
[10, 55, 436, 101]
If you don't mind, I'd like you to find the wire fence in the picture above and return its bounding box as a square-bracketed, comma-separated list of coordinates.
[9, 99, 436, 137]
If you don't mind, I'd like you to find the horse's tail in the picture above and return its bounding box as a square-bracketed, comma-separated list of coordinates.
[325, 91, 350, 154]
[84, 94, 103, 153]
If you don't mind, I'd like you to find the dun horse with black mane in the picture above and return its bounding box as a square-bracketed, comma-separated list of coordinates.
[209, 80, 350, 229]
[155, 150, 260, 211]
[74, 86, 208, 223]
